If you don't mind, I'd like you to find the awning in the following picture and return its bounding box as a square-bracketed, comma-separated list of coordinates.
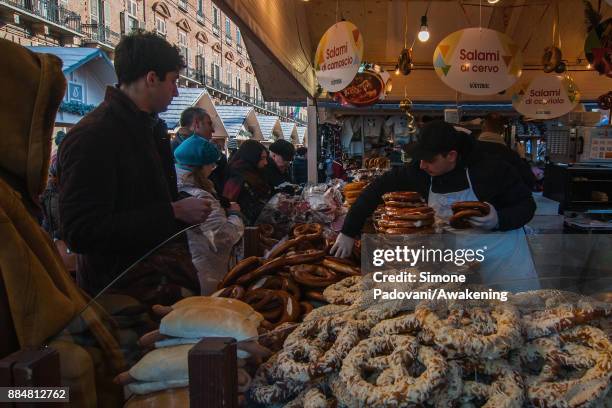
[159, 87, 226, 138]
[215, 105, 264, 141]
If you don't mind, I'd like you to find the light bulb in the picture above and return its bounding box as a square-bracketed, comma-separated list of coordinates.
[487, 0, 500, 3]
[395, 64, 400, 75]
[587, 63, 592, 69]
[418, 15, 429, 42]
[418, 27, 429, 42]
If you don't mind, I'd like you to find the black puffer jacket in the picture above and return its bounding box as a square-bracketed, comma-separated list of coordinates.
[341, 148, 536, 238]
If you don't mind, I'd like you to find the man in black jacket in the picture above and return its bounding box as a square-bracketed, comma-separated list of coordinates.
[58, 32, 211, 296]
[478, 113, 535, 190]
[264, 139, 296, 190]
[331, 120, 536, 256]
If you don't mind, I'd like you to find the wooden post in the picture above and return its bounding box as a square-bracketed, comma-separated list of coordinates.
[188, 337, 238, 408]
[307, 97, 318, 184]
[243, 226, 262, 257]
[0, 348, 61, 408]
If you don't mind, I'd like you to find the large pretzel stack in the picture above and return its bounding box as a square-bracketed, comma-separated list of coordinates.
[248, 280, 612, 407]
[213, 223, 361, 332]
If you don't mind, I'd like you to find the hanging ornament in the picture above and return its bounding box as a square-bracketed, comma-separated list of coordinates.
[397, 48, 413, 75]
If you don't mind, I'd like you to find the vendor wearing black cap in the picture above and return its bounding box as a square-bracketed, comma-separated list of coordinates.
[264, 139, 296, 190]
[331, 120, 539, 291]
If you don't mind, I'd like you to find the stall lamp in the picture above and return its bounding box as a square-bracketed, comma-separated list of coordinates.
[395, 64, 400, 75]
[418, 15, 429, 42]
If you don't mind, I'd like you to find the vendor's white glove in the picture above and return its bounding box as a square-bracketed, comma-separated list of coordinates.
[330, 233, 355, 258]
[468, 202, 499, 230]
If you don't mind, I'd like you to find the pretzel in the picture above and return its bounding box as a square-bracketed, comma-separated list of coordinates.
[337, 335, 447, 407]
[597, 91, 612, 110]
[449, 209, 484, 229]
[513, 325, 612, 408]
[343, 189, 363, 200]
[384, 206, 434, 219]
[266, 236, 310, 260]
[451, 201, 490, 214]
[237, 250, 326, 286]
[237, 368, 252, 393]
[248, 275, 301, 300]
[276, 317, 361, 382]
[218, 256, 262, 289]
[344, 181, 367, 192]
[210, 285, 245, 300]
[370, 312, 421, 337]
[283, 384, 337, 408]
[299, 301, 314, 317]
[416, 303, 523, 359]
[304, 290, 327, 303]
[242, 289, 300, 328]
[293, 223, 323, 240]
[249, 353, 305, 405]
[521, 300, 611, 340]
[322, 276, 364, 305]
[384, 227, 435, 235]
[458, 358, 525, 407]
[382, 191, 422, 202]
[290, 264, 339, 288]
[378, 217, 434, 229]
[320, 257, 361, 276]
[258, 224, 275, 237]
[542, 45, 562, 73]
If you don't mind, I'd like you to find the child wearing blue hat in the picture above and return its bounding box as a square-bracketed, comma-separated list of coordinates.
[174, 136, 244, 294]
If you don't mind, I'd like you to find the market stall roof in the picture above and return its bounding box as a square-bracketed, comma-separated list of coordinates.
[296, 125, 307, 145]
[27, 46, 116, 85]
[256, 115, 283, 141]
[159, 87, 226, 137]
[216, 0, 612, 102]
[215, 105, 264, 140]
[280, 121, 298, 143]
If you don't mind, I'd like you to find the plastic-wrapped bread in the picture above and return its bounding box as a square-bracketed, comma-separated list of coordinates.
[152, 296, 264, 326]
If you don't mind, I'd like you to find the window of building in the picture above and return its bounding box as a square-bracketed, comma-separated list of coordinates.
[236, 28, 241, 46]
[235, 71, 241, 93]
[226, 64, 232, 87]
[225, 17, 231, 41]
[128, 16, 139, 32]
[197, 0, 203, 16]
[90, 0, 99, 23]
[212, 5, 219, 35]
[178, 29, 188, 67]
[127, 0, 137, 16]
[155, 14, 166, 36]
[178, 0, 187, 11]
[211, 53, 220, 82]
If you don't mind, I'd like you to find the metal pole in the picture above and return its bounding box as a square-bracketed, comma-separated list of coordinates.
[306, 97, 318, 183]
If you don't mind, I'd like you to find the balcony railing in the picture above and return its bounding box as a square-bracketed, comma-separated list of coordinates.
[236, 43, 243, 54]
[212, 24, 220, 37]
[82, 23, 120, 46]
[177, 70, 307, 125]
[1, 0, 82, 32]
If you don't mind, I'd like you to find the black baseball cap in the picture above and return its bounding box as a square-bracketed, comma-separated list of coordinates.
[407, 120, 465, 161]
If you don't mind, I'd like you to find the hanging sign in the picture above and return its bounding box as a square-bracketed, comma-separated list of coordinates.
[333, 70, 384, 107]
[511, 74, 580, 120]
[315, 21, 363, 92]
[433, 28, 523, 95]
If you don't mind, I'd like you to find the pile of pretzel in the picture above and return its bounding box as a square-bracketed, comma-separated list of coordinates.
[213, 223, 362, 331]
[364, 157, 390, 170]
[248, 279, 612, 407]
[343, 181, 368, 208]
[257, 224, 279, 252]
[373, 191, 436, 234]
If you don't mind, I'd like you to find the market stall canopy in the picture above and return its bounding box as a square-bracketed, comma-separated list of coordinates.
[215, 105, 264, 141]
[280, 121, 298, 143]
[215, 0, 612, 102]
[256, 115, 283, 141]
[296, 125, 308, 146]
[159, 88, 226, 137]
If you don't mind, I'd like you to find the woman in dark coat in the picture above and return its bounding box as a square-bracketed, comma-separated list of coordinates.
[222, 140, 271, 225]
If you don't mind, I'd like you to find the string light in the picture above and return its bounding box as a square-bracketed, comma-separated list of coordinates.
[418, 15, 429, 42]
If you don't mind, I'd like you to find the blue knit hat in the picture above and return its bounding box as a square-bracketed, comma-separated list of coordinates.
[174, 135, 220, 168]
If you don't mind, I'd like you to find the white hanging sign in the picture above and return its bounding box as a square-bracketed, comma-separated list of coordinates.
[511, 74, 580, 120]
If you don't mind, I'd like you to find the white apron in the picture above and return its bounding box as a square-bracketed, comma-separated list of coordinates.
[428, 169, 540, 292]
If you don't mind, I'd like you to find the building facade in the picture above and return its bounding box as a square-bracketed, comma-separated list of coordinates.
[0, 0, 307, 125]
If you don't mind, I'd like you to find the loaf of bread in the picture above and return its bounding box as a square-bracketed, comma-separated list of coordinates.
[170, 296, 263, 325]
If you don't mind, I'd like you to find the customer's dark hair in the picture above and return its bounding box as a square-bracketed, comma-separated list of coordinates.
[114, 30, 185, 85]
[230, 139, 267, 169]
[482, 112, 506, 134]
[296, 147, 307, 156]
[180, 107, 208, 127]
